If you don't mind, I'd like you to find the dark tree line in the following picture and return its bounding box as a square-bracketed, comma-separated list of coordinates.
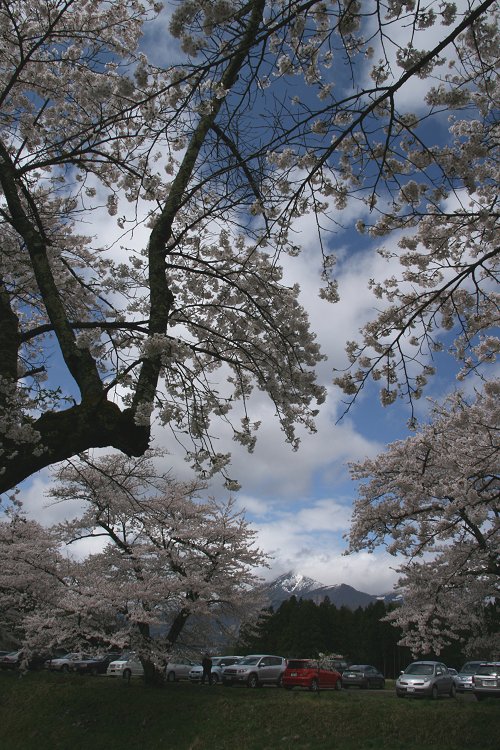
[236, 597, 492, 678]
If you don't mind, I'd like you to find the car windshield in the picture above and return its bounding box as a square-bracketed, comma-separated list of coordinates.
[346, 666, 364, 673]
[287, 660, 315, 669]
[405, 663, 434, 675]
[238, 657, 260, 666]
[323, 661, 343, 671]
[460, 662, 482, 674]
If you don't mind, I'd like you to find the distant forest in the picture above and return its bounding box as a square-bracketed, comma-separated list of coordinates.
[235, 597, 495, 678]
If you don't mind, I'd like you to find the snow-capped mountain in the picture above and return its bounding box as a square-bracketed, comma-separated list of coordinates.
[264, 571, 400, 610]
[266, 572, 324, 597]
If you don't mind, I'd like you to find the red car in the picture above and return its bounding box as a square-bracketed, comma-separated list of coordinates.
[282, 659, 342, 691]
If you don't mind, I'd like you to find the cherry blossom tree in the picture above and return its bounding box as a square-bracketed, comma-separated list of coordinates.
[331, 2, 499, 418]
[0, 514, 68, 651]
[0, 453, 268, 683]
[1, 0, 498, 494]
[347, 379, 499, 655]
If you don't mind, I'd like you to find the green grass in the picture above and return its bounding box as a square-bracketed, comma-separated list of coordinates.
[0, 671, 498, 750]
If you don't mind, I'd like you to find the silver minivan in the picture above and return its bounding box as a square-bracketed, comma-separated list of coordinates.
[222, 654, 286, 688]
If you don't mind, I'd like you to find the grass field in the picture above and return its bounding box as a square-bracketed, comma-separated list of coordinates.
[0, 670, 498, 750]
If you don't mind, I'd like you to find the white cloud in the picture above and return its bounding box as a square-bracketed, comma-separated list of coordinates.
[61, 535, 108, 561]
[361, 1, 474, 110]
[16, 469, 84, 526]
[243, 494, 401, 594]
[300, 551, 400, 596]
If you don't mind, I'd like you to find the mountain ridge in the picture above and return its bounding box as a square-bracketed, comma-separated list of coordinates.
[264, 571, 402, 610]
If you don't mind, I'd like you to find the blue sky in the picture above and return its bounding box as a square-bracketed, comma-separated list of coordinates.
[12, 1, 491, 596]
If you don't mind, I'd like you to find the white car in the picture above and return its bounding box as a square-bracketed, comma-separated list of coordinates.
[0, 650, 23, 669]
[189, 656, 243, 684]
[44, 653, 89, 672]
[165, 659, 199, 682]
[106, 653, 144, 679]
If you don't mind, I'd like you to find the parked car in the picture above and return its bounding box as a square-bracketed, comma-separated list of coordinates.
[106, 652, 144, 679]
[222, 654, 286, 688]
[1, 649, 53, 671]
[165, 659, 200, 682]
[44, 653, 89, 672]
[472, 662, 500, 700]
[454, 661, 487, 693]
[70, 652, 122, 675]
[328, 658, 349, 674]
[396, 661, 455, 699]
[189, 656, 243, 684]
[342, 664, 385, 689]
[282, 659, 342, 692]
[0, 650, 23, 669]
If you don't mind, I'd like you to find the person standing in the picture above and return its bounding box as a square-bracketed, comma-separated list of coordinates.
[201, 654, 212, 685]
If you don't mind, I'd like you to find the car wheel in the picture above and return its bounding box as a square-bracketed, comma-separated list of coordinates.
[309, 678, 319, 692]
[247, 674, 259, 689]
[167, 671, 176, 682]
[449, 683, 456, 698]
[475, 694, 484, 702]
[335, 679, 342, 691]
[123, 669, 131, 680]
[396, 691, 405, 699]
[431, 685, 439, 700]
[61, 664, 69, 673]
[211, 673, 219, 685]
[276, 675, 283, 688]
[284, 686, 293, 691]
[90, 667, 99, 676]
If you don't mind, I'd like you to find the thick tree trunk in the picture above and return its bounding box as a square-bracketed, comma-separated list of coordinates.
[136, 622, 169, 688]
[0, 401, 150, 494]
[141, 657, 165, 687]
